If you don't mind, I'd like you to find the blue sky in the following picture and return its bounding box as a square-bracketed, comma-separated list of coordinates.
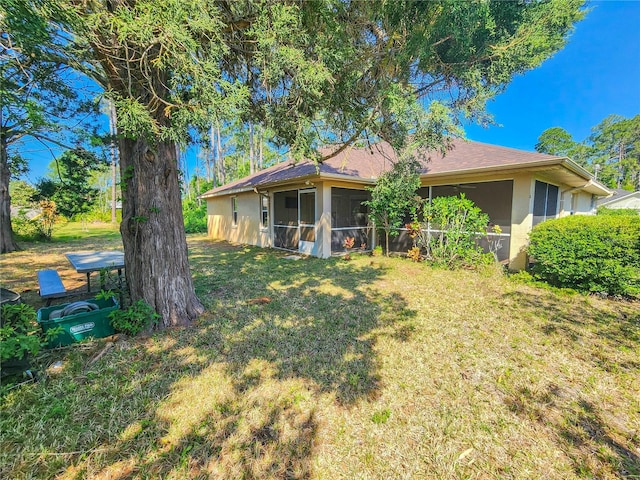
[21, 1, 640, 182]
[465, 0, 640, 150]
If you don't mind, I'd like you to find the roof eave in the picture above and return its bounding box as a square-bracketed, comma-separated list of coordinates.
[420, 157, 611, 196]
[201, 171, 378, 198]
[420, 157, 564, 180]
[559, 158, 612, 196]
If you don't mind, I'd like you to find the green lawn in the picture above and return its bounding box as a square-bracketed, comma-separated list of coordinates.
[1, 225, 638, 479]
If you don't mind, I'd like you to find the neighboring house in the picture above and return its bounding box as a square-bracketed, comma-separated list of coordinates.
[10, 205, 40, 220]
[596, 189, 640, 212]
[200, 139, 611, 270]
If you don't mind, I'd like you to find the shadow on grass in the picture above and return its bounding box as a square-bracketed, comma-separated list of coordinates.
[500, 287, 640, 478]
[188, 240, 417, 405]
[1, 240, 417, 479]
[502, 288, 639, 367]
[505, 384, 640, 478]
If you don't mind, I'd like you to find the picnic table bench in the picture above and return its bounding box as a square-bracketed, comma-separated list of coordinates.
[37, 269, 67, 305]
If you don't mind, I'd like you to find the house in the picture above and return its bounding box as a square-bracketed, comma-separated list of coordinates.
[199, 139, 611, 270]
[596, 188, 640, 212]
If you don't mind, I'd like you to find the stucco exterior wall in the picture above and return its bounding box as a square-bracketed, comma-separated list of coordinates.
[206, 191, 270, 248]
[573, 191, 595, 215]
[509, 174, 535, 271]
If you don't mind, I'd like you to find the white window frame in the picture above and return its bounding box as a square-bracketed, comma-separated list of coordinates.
[231, 196, 238, 227]
[260, 194, 269, 230]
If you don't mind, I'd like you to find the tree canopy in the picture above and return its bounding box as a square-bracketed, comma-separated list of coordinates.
[3, 0, 589, 325]
[33, 148, 107, 219]
[0, 0, 102, 252]
[535, 114, 640, 190]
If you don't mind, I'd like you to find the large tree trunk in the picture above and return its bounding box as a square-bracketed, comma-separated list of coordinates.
[119, 136, 204, 327]
[0, 139, 19, 254]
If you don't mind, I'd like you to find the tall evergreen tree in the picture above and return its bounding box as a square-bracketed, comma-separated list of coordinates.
[590, 115, 640, 189]
[536, 115, 640, 189]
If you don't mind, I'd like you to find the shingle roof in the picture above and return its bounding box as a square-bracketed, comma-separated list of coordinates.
[200, 139, 568, 198]
[596, 188, 638, 206]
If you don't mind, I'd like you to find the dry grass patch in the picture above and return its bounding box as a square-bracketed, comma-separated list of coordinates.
[1, 227, 638, 479]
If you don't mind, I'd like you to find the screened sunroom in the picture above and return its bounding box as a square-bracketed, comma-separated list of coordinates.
[330, 187, 373, 254]
[387, 180, 514, 262]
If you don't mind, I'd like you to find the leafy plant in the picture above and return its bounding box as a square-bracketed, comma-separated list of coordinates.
[407, 246, 422, 262]
[343, 236, 355, 260]
[371, 408, 391, 424]
[528, 215, 640, 296]
[1, 304, 42, 361]
[95, 289, 116, 302]
[364, 158, 421, 256]
[11, 208, 41, 240]
[183, 199, 207, 233]
[33, 200, 58, 240]
[417, 194, 491, 268]
[405, 222, 421, 247]
[488, 224, 504, 262]
[109, 300, 160, 336]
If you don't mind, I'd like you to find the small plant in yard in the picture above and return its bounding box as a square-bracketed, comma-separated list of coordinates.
[343, 236, 355, 260]
[371, 408, 391, 424]
[405, 221, 421, 246]
[405, 222, 422, 262]
[1, 303, 60, 378]
[109, 300, 160, 336]
[34, 200, 58, 240]
[0, 304, 42, 363]
[407, 246, 422, 262]
[95, 289, 116, 302]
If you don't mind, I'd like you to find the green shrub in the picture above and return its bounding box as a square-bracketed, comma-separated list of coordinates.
[109, 300, 160, 336]
[11, 209, 41, 241]
[78, 207, 123, 223]
[528, 215, 640, 296]
[417, 194, 492, 268]
[597, 207, 638, 216]
[183, 200, 207, 234]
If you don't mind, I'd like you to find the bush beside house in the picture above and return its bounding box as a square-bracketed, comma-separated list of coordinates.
[183, 200, 207, 233]
[528, 215, 640, 296]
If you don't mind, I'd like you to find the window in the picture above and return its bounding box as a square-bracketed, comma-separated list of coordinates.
[533, 180, 559, 226]
[231, 197, 238, 226]
[260, 195, 268, 229]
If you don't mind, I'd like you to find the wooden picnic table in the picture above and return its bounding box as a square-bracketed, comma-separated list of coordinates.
[65, 251, 125, 292]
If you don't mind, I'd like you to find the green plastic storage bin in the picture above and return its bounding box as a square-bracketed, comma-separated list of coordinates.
[37, 297, 118, 347]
